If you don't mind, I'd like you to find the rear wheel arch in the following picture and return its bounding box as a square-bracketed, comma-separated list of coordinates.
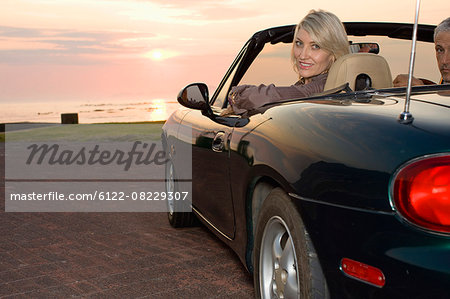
[241, 165, 296, 272]
[245, 176, 279, 272]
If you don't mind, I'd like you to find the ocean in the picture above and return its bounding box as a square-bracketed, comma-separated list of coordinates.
[0, 99, 180, 124]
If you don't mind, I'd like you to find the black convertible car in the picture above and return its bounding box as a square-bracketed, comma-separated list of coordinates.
[162, 22, 450, 298]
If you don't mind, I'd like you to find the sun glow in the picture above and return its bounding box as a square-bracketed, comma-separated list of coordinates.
[145, 49, 179, 61]
[151, 50, 163, 60]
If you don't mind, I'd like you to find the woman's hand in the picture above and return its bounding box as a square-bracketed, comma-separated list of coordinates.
[220, 105, 235, 116]
[228, 85, 248, 103]
[220, 85, 249, 116]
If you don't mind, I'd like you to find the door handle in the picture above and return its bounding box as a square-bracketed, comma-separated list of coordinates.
[212, 131, 226, 152]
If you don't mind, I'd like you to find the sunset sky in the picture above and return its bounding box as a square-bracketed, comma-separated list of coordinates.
[1, 0, 449, 104]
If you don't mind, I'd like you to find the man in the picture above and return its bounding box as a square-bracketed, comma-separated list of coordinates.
[393, 17, 450, 86]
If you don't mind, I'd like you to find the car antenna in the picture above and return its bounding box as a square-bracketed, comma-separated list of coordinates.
[399, 0, 421, 124]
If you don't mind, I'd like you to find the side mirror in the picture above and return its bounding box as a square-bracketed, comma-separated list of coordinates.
[177, 83, 210, 111]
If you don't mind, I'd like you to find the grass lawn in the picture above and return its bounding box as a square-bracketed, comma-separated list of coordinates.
[2, 121, 165, 142]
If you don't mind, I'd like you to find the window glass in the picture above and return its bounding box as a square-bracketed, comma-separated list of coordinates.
[238, 36, 439, 89]
[214, 33, 439, 109]
[211, 63, 240, 108]
[211, 44, 248, 108]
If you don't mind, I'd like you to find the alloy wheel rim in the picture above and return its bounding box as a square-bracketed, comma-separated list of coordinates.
[260, 216, 299, 299]
[166, 163, 175, 216]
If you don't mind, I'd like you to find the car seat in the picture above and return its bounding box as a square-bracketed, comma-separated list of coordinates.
[324, 53, 393, 91]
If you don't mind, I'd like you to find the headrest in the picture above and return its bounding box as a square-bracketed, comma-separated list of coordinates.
[324, 53, 393, 91]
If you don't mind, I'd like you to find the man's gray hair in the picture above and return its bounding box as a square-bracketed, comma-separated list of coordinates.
[434, 17, 450, 41]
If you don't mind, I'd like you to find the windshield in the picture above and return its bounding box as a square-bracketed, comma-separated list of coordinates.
[238, 34, 440, 87]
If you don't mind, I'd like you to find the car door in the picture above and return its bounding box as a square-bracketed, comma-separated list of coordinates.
[173, 42, 253, 239]
[179, 110, 238, 239]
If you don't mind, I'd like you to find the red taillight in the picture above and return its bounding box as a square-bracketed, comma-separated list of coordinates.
[340, 258, 385, 287]
[393, 155, 450, 233]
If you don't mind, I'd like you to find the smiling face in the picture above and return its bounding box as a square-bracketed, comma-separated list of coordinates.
[435, 31, 450, 83]
[293, 28, 335, 84]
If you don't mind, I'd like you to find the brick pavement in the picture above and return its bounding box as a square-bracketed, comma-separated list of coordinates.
[0, 143, 255, 298]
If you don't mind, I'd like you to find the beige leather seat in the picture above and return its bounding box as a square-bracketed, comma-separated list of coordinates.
[324, 53, 393, 91]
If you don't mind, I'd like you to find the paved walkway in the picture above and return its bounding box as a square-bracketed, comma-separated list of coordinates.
[0, 144, 254, 298]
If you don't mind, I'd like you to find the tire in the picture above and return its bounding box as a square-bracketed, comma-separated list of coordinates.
[253, 188, 329, 299]
[166, 159, 196, 228]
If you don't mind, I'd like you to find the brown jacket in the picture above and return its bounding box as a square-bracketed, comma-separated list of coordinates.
[230, 73, 328, 114]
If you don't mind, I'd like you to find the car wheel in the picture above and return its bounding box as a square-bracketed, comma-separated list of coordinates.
[254, 188, 329, 299]
[166, 160, 196, 227]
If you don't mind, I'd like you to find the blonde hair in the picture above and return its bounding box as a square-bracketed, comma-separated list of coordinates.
[291, 9, 349, 74]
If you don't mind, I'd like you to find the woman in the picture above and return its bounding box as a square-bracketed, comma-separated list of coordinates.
[222, 9, 349, 115]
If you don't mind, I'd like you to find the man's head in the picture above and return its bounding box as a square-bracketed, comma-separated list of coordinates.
[434, 17, 450, 83]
